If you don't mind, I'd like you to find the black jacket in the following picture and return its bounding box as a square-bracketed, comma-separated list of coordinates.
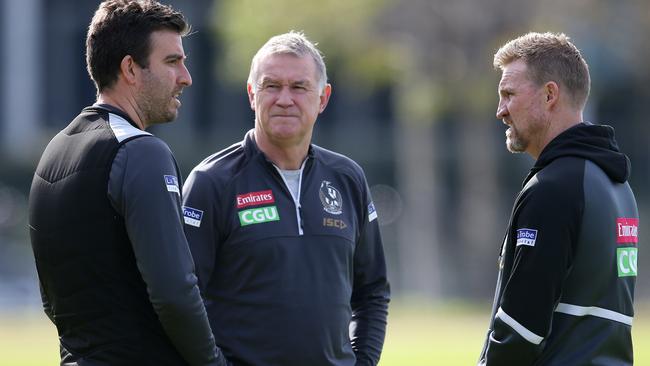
[479, 123, 639, 365]
[182, 130, 390, 366]
[29, 105, 226, 366]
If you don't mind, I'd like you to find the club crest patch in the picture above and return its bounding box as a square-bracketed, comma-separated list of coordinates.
[182, 206, 203, 227]
[516, 228, 538, 247]
[319, 181, 343, 215]
[164, 175, 179, 194]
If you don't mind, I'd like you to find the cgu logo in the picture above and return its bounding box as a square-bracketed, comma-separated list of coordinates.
[617, 247, 638, 277]
[238, 206, 280, 226]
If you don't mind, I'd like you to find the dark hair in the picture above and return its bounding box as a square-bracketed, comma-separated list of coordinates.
[86, 0, 189, 93]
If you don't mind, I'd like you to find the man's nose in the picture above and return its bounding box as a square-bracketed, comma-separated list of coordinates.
[275, 86, 294, 106]
[496, 101, 507, 119]
[179, 63, 192, 87]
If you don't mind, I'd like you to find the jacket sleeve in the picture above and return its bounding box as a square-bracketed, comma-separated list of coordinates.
[479, 180, 580, 365]
[181, 168, 221, 295]
[108, 137, 228, 366]
[350, 179, 391, 366]
[39, 280, 54, 322]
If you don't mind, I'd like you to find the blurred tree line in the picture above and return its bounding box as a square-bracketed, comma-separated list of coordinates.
[208, 0, 650, 300]
[1, 0, 649, 303]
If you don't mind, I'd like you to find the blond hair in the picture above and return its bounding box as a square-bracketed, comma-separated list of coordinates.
[494, 32, 590, 108]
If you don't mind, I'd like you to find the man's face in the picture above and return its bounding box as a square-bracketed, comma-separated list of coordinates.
[248, 53, 330, 148]
[136, 30, 192, 127]
[496, 59, 549, 155]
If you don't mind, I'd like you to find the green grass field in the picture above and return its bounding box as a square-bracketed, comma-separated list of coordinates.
[2, 301, 650, 365]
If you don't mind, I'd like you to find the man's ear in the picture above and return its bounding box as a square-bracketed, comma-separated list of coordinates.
[319, 83, 332, 113]
[544, 81, 560, 107]
[120, 55, 138, 85]
[247, 83, 256, 110]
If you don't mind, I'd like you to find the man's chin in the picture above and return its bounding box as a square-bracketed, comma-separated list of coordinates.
[162, 107, 180, 121]
[506, 139, 526, 154]
[270, 125, 302, 137]
[507, 146, 525, 154]
[147, 112, 178, 127]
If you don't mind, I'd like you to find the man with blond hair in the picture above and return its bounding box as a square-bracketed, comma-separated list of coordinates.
[479, 32, 638, 365]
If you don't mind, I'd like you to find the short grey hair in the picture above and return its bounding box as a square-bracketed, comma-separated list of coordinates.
[248, 31, 328, 93]
[494, 32, 590, 109]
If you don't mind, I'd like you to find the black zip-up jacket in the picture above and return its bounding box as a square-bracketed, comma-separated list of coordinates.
[479, 122, 639, 365]
[182, 130, 390, 366]
[29, 105, 226, 366]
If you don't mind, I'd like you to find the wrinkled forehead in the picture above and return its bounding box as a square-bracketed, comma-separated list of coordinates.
[256, 53, 319, 83]
[499, 59, 532, 88]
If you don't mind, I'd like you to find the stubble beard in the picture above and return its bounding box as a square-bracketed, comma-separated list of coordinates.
[139, 72, 177, 126]
[505, 125, 527, 153]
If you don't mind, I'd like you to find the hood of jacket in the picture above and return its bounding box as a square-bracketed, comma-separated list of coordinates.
[524, 122, 631, 185]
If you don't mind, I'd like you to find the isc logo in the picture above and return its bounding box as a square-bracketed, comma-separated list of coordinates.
[238, 206, 280, 226]
[323, 218, 347, 229]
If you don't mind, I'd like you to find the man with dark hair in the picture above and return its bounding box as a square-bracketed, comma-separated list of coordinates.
[182, 31, 390, 366]
[479, 32, 639, 365]
[29, 1, 228, 365]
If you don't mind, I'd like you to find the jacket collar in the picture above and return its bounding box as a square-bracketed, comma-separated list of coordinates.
[87, 103, 142, 131]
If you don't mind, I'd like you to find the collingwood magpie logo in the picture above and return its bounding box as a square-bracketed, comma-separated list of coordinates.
[319, 181, 343, 215]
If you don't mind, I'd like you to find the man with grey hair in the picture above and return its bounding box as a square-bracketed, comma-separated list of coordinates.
[479, 32, 638, 365]
[182, 31, 390, 366]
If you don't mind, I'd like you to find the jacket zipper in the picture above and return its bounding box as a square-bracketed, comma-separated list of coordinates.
[273, 160, 307, 236]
